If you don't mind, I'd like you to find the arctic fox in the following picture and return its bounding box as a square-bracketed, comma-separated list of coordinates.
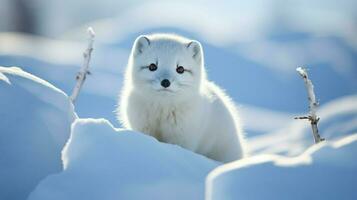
[118, 34, 245, 163]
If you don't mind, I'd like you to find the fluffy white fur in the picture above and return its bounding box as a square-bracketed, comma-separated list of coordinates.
[118, 34, 245, 163]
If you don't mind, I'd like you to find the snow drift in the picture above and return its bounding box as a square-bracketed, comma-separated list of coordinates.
[28, 118, 219, 200]
[0, 66, 76, 200]
[207, 133, 357, 200]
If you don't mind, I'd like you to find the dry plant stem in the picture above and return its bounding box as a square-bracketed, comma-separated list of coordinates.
[70, 27, 95, 104]
[295, 67, 325, 143]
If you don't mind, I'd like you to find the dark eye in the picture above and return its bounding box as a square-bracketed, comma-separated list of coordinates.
[148, 63, 157, 71]
[176, 66, 185, 74]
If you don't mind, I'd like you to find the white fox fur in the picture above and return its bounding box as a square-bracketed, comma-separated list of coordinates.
[118, 33, 245, 162]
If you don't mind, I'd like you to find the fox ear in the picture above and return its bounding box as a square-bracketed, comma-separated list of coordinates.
[133, 35, 150, 55]
[186, 40, 202, 62]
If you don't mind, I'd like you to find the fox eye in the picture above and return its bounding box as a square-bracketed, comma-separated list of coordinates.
[148, 63, 157, 71]
[176, 66, 185, 74]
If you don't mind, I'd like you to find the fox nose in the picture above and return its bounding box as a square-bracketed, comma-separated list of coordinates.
[161, 79, 171, 88]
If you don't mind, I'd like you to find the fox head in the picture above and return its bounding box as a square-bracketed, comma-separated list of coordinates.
[125, 34, 205, 100]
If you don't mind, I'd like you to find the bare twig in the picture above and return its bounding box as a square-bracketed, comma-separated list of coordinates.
[70, 27, 95, 103]
[295, 67, 325, 143]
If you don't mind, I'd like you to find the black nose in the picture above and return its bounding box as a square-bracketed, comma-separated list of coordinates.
[161, 79, 171, 88]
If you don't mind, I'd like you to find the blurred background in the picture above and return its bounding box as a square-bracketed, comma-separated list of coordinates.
[1, 0, 356, 155]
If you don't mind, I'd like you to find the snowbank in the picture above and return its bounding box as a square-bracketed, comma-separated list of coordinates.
[0, 66, 76, 200]
[207, 133, 357, 200]
[29, 118, 219, 200]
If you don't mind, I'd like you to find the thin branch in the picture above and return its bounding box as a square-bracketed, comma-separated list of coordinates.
[295, 67, 325, 143]
[70, 27, 95, 104]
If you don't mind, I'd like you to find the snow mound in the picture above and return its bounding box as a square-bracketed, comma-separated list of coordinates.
[0, 66, 76, 200]
[207, 133, 357, 200]
[29, 118, 219, 200]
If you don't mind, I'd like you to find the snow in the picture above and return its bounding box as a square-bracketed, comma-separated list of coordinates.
[0, 1, 356, 198]
[248, 95, 357, 156]
[0, 66, 76, 200]
[207, 133, 357, 200]
[0, 66, 356, 200]
[28, 118, 219, 200]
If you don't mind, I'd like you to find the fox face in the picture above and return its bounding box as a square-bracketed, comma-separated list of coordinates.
[127, 34, 204, 99]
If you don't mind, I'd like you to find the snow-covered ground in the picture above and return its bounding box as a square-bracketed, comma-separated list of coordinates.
[29, 118, 218, 200]
[0, 1, 356, 199]
[0, 67, 76, 200]
[1, 67, 218, 200]
[207, 133, 357, 200]
[1, 66, 356, 200]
